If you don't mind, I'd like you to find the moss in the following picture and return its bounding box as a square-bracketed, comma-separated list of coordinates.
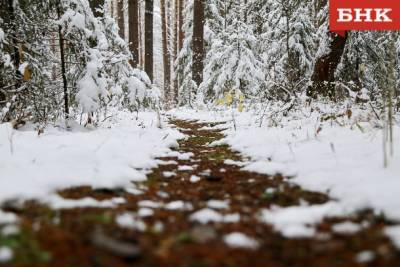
[0, 226, 51, 265]
[176, 232, 193, 243]
[83, 212, 113, 225]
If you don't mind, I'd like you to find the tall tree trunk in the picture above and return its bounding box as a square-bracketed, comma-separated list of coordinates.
[8, 0, 21, 85]
[161, 0, 171, 106]
[57, 5, 69, 121]
[172, 0, 179, 105]
[89, 0, 105, 17]
[144, 0, 153, 81]
[117, 0, 125, 39]
[128, 0, 139, 67]
[192, 0, 204, 87]
[138, 1, 143, 67]
[307, 32, 347, 98]
[178, 0, 184, 51]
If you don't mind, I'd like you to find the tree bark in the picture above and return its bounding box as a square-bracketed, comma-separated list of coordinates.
[138, 1, 144, 67]
[57, 5, 69, 121]
[178, 0, 184, 51]
[307, 32, 347, 98]
[144, 0, 153, 81]
[161, 0, 171, 105]
[192, 0, 204, 86]
[117, 0, 125, 40]
[172, 0, 179, 105]
[128, 0, 139, 67]
[89, 0, 105, 17]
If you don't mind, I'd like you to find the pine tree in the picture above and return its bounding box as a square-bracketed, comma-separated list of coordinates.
[175, 0, 195, 106]
[199, 0, 265, 103]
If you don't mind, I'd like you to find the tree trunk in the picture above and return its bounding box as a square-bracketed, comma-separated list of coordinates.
[307, 32, 347, 98]
[117, 0, 125, 40]
[128, 0, 139, 67]
[89, 0, 105, 17]
[57, 5, 69, 121]
[178, 0, 184, 51]
[161, 0, 171, 105]
[138, 1, 144, 67]
[192, 0, 204, 87]
[144, 0, 153, 81]
[172, 0, 179, 105]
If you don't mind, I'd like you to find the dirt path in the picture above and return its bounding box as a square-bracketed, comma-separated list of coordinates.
[2, 119, 400, 267]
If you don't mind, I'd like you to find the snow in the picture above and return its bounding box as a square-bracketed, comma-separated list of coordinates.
[190, 208, 241, 224]
[224, 159, 247, 167]
[223, 233, 259, 250]
[1, 225, 19, 236]
[242, 161, 292, 176]
[164, 201, 193, 211]
[190, 175, 201, 183]
[0, 28, 4, 43]
[138, 200, 163, 209]
[260, 202, 353, 238]
[222, 111, 400, 222]
[163, 151, 194, 160]
[115, 213, 146, 232]
[178, 165, 195, 171]
[0, 210, 18, 225]
[44, 196, 125, 210]
[265, 188, 277, 195]
[138, 208, 154, 217]
[157, 160, 178, 165]
[169, 107, 400, 243]
[125, 187, 144, 195]
[384, 226, 400, 249]
[223, 213, 241, 223]
[190, 208, 223, 224]
[18, 62, 29, 76]
[163, 171, 176, 178]
[0, 111, 183, 207]
[207, 200, 229, 210]
[332, 221, 362, 235]
[355, 251, 375, 263]
[0, 247, 13, 263]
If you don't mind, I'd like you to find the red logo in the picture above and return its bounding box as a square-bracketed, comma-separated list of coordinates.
[330, 0, 400, 36]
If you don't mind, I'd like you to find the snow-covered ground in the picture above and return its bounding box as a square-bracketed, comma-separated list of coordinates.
[169, 105, 400, 245]
[1, 104, 400, 249]
[0, 110, 183, 206]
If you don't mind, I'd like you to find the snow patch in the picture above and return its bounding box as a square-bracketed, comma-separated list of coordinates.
[384, 226, 400, 249]
[190, 208, 241, 224]
[116, 213, 146, 232]
[223, 232, 259, 250]
[190, 175, 201, 183]
[165, 201, 193, 211]
[207, 200, 229, 210]
[44, 195, 125, 209]
[138, 200, 163, 209]
[332, 221, 362, 235]
[260, 202, 352, 238]
[0, 247, 12, 263]
[0, 210, 18, 225]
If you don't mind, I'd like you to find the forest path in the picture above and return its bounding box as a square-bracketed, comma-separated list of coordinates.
[3, 119, 400, 267]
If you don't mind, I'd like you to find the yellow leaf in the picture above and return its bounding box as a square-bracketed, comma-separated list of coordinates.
[217, 98, 225, 106]
[238, 103, 244, 112]
[23, 66, 31, 81]
[225, 92, 233, 106]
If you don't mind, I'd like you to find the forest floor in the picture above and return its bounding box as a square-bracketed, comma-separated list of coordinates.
[1, 118, 400, 267]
